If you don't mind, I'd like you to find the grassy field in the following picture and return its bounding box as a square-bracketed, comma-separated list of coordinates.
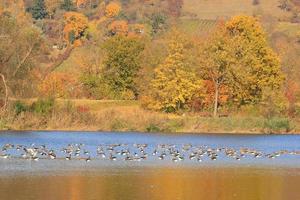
[1, 99, 298, 134]
[182, 0, 289, 19]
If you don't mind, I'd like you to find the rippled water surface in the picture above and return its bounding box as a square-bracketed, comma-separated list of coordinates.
[0, 131, 300, 200]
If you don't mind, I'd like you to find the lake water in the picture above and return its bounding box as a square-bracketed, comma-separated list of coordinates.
[0, 131, 300, 200]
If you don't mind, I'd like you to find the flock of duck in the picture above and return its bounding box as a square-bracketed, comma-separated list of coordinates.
[0, 143, 300, 163]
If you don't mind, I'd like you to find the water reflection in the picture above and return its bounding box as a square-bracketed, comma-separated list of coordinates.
[0, 167, 300, 200]
[1, 131, 300, 200]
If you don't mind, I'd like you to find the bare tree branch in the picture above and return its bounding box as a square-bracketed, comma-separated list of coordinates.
[13, 45, 34, 77]
[0, 73, 8, 114]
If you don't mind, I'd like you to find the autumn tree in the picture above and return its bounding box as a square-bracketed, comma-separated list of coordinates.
[0, 10, 43, 111]
[105, 2, 121, 18]
[39, 72, 80, 98]
[76, 0, 88, 9]
[145, 31, 202, 112]
[199, 16, 284, 117]
[225, 16, 284, 105]
[108, 20, 129, 36]
[63, 12, 88, 45]
[45, 0, 60, 19]
[103, 35, 145, 98]
[29, 0, 48, 20]
[199, 26, 233, 117]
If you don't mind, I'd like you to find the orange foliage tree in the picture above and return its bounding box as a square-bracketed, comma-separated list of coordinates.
[202, 80, 229, 109]
[108, 20, 129, 35]
[105, 2, 121, 18]
[76, 0, 88, 8]
[63, 12, 88, 45]
[285, 81, 300, 116]
[38, 72, 81, 98]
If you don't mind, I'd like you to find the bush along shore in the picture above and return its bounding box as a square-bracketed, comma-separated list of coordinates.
[0, 98, 297, 134]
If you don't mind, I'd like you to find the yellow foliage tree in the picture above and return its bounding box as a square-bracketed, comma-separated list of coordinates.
[0, 0, 29, 22]
[199, 16, 284, 117]
[224, 15, 284, 104]
[45, 0, 60, 19]
[105, 2, 121, 18]
[63, 11, 88, 45]
[145, 31, 203, 112]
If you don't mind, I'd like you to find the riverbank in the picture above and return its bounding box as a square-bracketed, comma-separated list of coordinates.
[0, 99, 298, 134]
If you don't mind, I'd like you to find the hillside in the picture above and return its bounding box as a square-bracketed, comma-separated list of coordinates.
[182, 0, 289, 19]
[0, 0, 300, 133]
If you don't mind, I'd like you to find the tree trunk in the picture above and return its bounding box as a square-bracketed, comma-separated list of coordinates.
[43, 46, 74, 79]
[0, 73, 8, 114]
[13, 45, 34, 77]
[213, 82, 219, 118]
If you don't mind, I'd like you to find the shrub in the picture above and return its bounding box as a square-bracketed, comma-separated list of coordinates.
[13, 101, 28, 115]
[264, 118, 293, 133]
[31, 98, 55, 115]
[120, 89, 135, 100]
[77, 105, 90, 113]
[111, 119, 127, 131]
[146, 124, 161, 132]
[163, 119, 185, 132]
[151, 13, 167, 34]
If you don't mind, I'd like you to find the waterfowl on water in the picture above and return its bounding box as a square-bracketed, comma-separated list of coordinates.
[84, 150, 89, 155]
[32, 156, 39, 161]
[65, 154, 71, 160]
[109, 154, 117, 161]
[0, 154, 9, 159]
[158, 155, 164, 160]
[1, 142, 300, 165]
[85, 156, 91, 162]
[210, 155, 217, 161]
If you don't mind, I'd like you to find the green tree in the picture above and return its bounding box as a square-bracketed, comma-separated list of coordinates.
[146, 31, 202, 112]
[61, 0, 76, 11]
[103, 35, 145, 98]
[151, 13, 167, 34]
[30, 0, 48, 20]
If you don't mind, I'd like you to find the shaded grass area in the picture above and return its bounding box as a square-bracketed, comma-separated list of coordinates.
[0, 99, 298, 134]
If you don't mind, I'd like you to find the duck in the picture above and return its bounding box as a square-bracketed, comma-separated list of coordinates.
[65, 154, 71, 160]
[158, 154, 164, 160]
[197, 157, 202, 162]
[85, 156, 91, 162]
[0, 154, 9, 159]
[32, 156, 39, 161]
[109, 154, 117, 161]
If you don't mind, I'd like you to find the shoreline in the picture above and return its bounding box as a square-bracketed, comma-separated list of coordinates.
[1, 99, 298, 135]
[0, 129, 298, 135]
